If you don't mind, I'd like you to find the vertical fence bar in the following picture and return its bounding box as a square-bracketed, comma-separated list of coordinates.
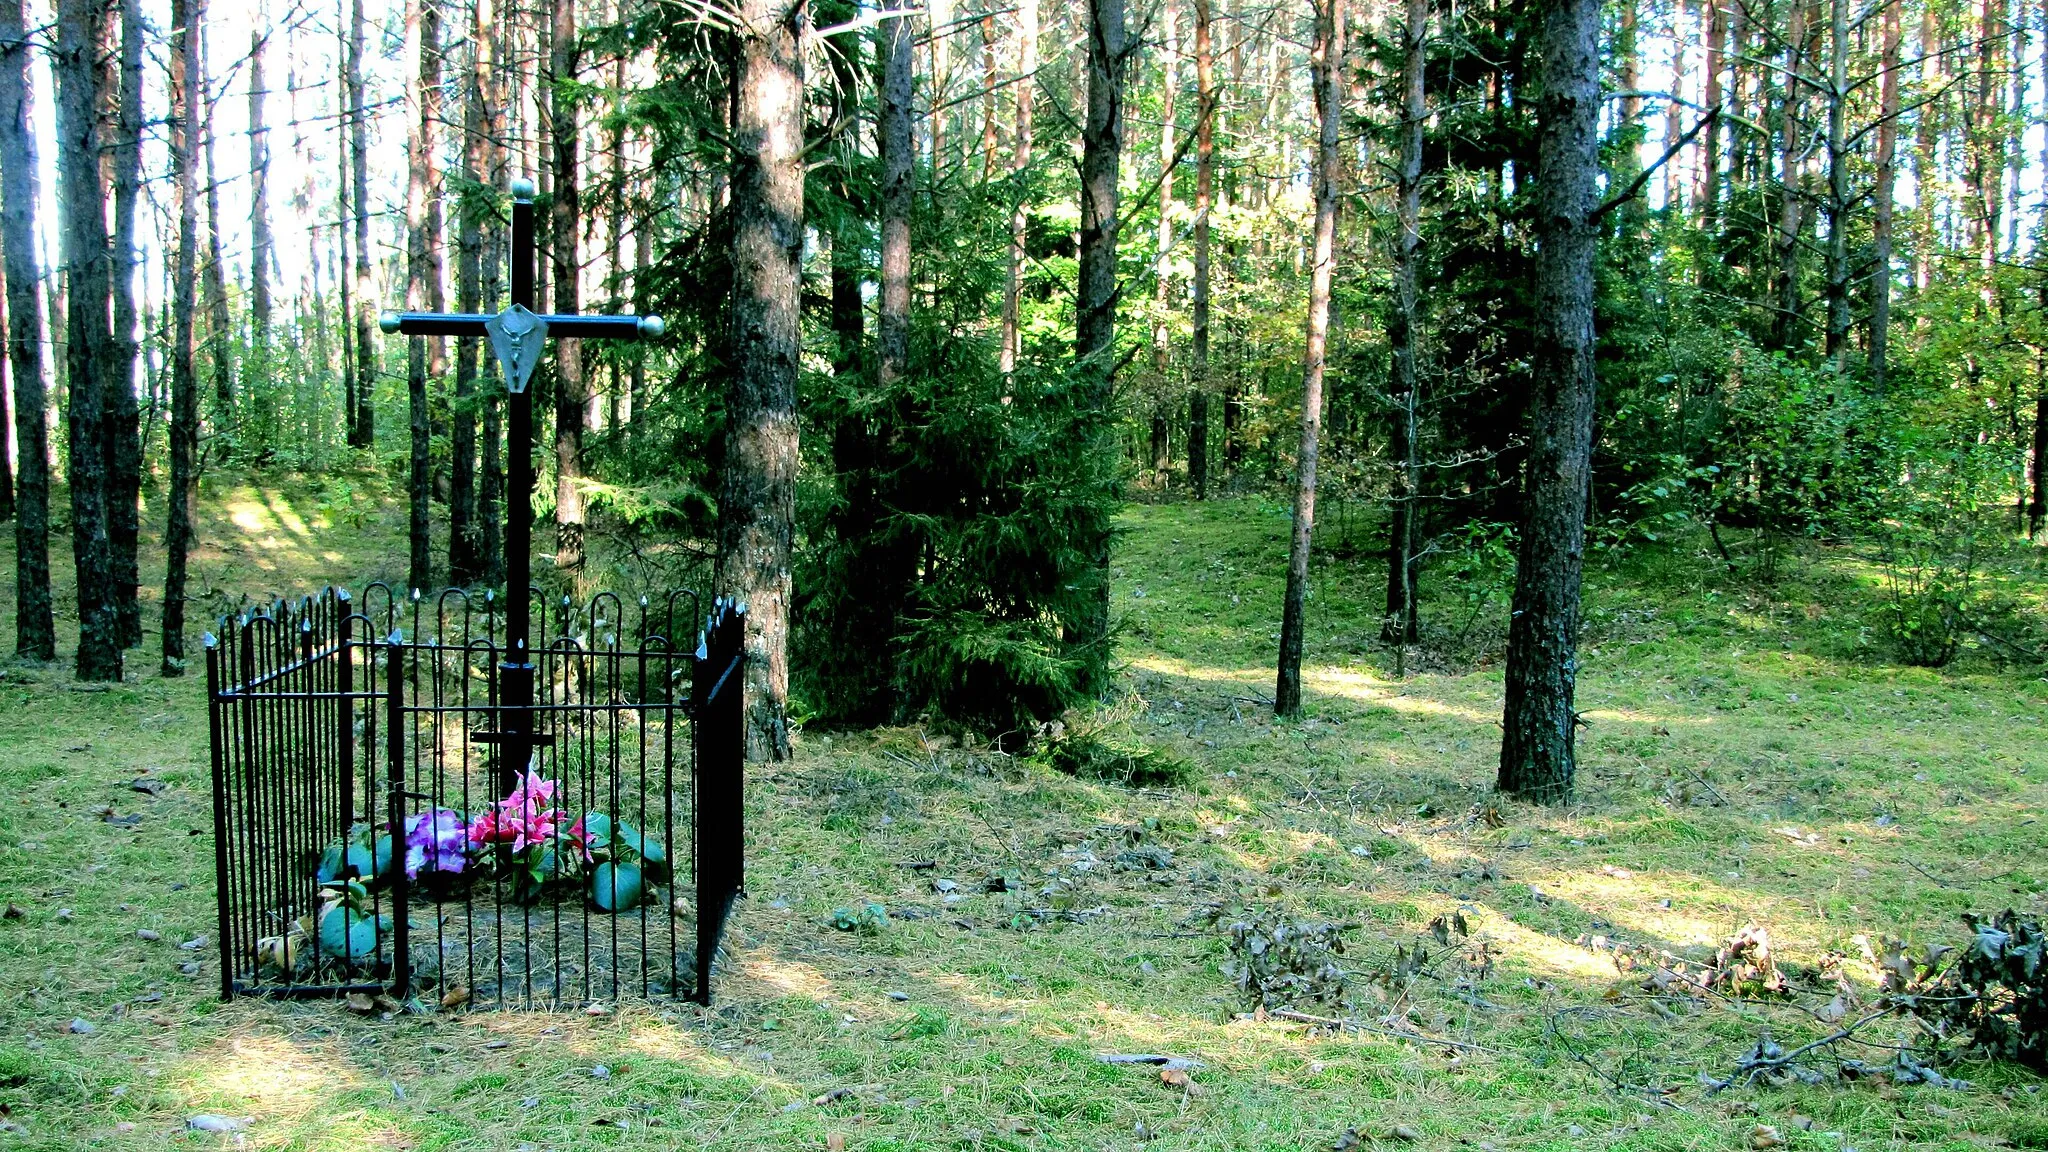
[338, 600, 356, 831]
[205, 635, 234, 1000]
[386, 634, 412, 999]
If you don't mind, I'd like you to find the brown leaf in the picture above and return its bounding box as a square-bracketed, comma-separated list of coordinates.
[1160, 1067, 1192, 1088]
[1391, 1124, 1422, 1142]
[826, 1135, 845, 1152]
[440, 986, 470, 1009]
[346, 992, 376, 1014]
[1750, 1124, 1784, 1149]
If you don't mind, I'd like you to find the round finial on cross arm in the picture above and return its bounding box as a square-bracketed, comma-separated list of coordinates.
[511, 177, 536, 202]
[378, 311, 401, 334]
[637, 315, 666, 339]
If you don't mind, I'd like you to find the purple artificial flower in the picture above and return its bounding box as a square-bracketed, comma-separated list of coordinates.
[405, 807, 469, 879]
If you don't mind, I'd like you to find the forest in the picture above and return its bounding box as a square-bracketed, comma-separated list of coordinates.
[0, 0, 2045, 1145]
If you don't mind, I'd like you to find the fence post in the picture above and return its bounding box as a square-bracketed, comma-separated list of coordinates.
[385, 633, 411, 999]
[205, 633, 233, 1001]
[693, 601, 747, 1004]
[337, 592, 355, 832]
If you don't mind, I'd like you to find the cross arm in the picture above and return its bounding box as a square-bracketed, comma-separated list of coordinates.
[377, 311, 666, 340]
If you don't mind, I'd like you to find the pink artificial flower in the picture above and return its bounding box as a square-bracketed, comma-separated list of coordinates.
[468, 770, 571, 856]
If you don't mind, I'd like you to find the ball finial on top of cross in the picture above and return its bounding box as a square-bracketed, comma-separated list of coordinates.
[510, 177, 537, 202]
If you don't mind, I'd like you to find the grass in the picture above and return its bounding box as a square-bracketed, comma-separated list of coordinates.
[1, 478, 2045, 1150]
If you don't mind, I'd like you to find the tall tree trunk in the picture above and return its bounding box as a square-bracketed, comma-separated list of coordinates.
[163, 0, 202, 676]
[0, 0, 51, 660]
[878, 0, 913, 387]
[1664, 2, 1689, 211]
[248, 21, 273, 381]
[481, 0, 506, 589]
[1275, 0, 1344, 717]
[980, 11, 1000, 180]
[347, 0, 373, 448]
[1913, 1, 1940, 296]
[1188, 0, 1212, 499]
[1969, 0, 2003, 291]
[1382, 0, 1424, 647]
[1771, 0, 1810, 351]
[201, 22, 234, 432]
[824, 0, 863, 380]
[1152, 0, 1177, 486]
[551, 0, 585, 575]
[1870, 0, 1900, 391]
[450, 0, 494, 585]
[999, 0, 1036, 379]
[1699, 0, 1725, 231]
[719, 0, 805, 762]
[404, 0, 437, 590]
[1823, 0, 1851, 362]
[1073, 0, 1127, 694]
[105, 0, 142, 649]
[55, 0, 119, 680]
[1496, 0, 1600, 802]
[0, 271, 10, 524]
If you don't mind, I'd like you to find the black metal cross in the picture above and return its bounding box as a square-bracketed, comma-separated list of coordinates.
[379, 178, 664, 786]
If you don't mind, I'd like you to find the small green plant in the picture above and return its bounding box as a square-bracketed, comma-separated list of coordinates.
[829, 903, 891, 934]
[1033, 696, 1194, 787]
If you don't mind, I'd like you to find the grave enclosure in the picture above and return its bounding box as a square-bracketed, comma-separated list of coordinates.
[202, 181, 747, 1008]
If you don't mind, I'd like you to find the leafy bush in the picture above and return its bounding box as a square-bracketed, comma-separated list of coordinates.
[1902, 912, 2048, 1070]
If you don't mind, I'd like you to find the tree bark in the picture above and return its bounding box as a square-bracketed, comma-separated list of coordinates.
[1187, 0, 1212, 499]
[1275, 0, 1344, 718]
[1822, 0, 1852, 362]
[719, 0, 805, 762]
[347, 0, 373, 448]
[100, 0, 142, 651]
[450, 0, 495, 585]
[1073, 0, 1127, 694]
[1771, 0, 1811, 351]
[163, 0, 202, 676]
[1496, 0, 1600, 802]
[1912, 1, 1939, 296]
[1153, 0, 1177, 487]
[551, 0, 585, 575]
[1382, 0, 1424, 647]
[1664, 3, 1689, 211]
[878, 0, 913, 387]
[55, 0, 120, 680]
[999, 0, 1037, 380]
[0, 0, 51, 660]
[404, 0, 438, 591]
[248, 21, 273, 378]
[1699, 0, 1725, 230]
[1869, 0, 1900, 391]
[201, 20, 234, 430]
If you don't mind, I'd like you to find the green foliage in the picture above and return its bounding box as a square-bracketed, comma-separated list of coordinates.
[1906, 912, 2048, 1071]
[1031, 699, 1194, 788]
[828, 902, 891, 934]
[796, 323, 1119, 739]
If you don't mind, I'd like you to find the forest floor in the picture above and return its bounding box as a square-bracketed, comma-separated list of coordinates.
[2, 475, 2046, 1151]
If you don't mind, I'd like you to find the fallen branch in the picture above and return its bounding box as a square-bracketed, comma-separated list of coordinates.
[1269, 1009, 1493, 1053]
[1709, 1007, 1903, 1094]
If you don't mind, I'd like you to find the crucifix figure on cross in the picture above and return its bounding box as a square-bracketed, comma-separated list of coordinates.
[379, 178, 664, 788]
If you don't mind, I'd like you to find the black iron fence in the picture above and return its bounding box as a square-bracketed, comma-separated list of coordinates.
[205, 586, 745, 1008]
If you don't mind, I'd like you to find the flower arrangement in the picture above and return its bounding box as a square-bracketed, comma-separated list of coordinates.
[405, 807, 470, 880]
[305, 770, 667, 916]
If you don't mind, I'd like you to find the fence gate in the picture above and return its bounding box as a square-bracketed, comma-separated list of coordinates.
[205, 586, 746, 1008]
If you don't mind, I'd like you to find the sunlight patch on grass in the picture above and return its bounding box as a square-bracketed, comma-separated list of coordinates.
[178, 1033, 360, 1125]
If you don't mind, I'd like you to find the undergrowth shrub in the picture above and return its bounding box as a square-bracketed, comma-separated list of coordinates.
[1899, 911, 2048, 1070]
[797, 322, 1118, 740]
[1032, 699, 1194, 787]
